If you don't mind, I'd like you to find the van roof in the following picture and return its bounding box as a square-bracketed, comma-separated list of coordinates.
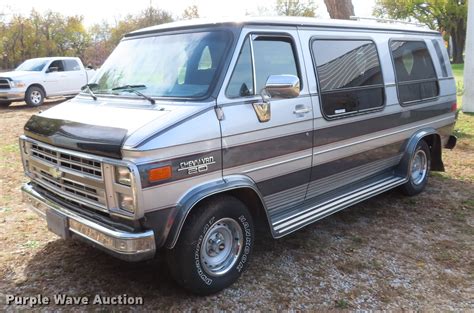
[127, 16, 439, 37]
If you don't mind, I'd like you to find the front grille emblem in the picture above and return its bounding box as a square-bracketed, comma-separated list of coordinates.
[48, 167, 64, 180]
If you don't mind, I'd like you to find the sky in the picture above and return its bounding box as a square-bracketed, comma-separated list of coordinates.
[1, 0, 376, 26]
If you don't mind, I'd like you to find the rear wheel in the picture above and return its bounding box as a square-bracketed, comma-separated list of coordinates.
[25, 86, 45, 106]
[400, 140, 431, 196]
[166, 195, 254, 295]
[0, 101, 12, 107]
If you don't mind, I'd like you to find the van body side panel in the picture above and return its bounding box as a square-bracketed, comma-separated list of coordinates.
[217, 26, 314, 213]
[123, 108, 223, 213]
[292, 29, 456, 222]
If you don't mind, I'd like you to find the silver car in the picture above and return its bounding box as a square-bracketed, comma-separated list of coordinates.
[20, 17, 457, 295]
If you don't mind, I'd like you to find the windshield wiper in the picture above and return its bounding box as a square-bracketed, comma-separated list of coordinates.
[111, 85, 155, 104]
[81, 83, 98, 101]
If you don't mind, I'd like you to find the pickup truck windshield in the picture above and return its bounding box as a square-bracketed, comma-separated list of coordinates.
[88, 31, 231, 99]
[16, 59, 48, 71]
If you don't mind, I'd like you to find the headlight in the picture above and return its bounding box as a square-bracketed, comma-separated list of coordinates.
[9, 80, 26, 88]
[118, 193, 135, 213]
[115, 166, 131, 186]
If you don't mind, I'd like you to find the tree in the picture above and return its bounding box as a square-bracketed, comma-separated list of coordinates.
[182, 5, 199, 20]
[374, 0, 467, 64]
[324, 0, 354, 19]
[276, 0, 318, 17]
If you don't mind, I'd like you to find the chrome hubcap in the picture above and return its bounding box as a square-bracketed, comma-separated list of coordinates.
[200, 218, 243, 276]
[30, 90, 42, 104]
[411, 149, 427, 185]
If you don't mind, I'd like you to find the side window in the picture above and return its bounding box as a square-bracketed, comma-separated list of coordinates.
[253, 37, 298, 92]
[227, 38, 254, 97]
[431, 39, 448, 78]
[48, 60, 64, 72]
[226, 35, 299, 98]
[64, 59, 81, 71]
[312, 40, 384, 118]
[390, 40, 439, 104]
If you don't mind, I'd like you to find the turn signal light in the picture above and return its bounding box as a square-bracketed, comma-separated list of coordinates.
[148, 166, 172, 182]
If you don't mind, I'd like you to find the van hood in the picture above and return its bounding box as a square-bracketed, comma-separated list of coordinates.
[24, 96, 213, 158]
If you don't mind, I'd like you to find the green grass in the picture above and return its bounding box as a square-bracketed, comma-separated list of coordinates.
[452, 63, 464, 83]
[452, 63, 464, 107]
[454, 110, 474, 139]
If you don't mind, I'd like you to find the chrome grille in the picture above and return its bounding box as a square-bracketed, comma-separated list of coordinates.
[27, 141, 107, 213]
[0, 79, 10, 89]
[31, 143, 102, 178]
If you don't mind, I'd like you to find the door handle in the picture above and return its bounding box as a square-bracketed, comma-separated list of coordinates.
[293, 105, 311, 115]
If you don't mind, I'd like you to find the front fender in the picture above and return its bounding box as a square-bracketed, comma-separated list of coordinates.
[164, 175, 266, 249]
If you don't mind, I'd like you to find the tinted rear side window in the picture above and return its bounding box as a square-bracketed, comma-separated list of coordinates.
[64, 59, 81, 71]
[390, 40, 439, 104]
[312, 40, 384, 118]
[431, 39, 448, 77]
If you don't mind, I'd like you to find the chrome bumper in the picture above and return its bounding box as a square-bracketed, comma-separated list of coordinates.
[0, 90, 24, 101]
[22, 183, 156, 261]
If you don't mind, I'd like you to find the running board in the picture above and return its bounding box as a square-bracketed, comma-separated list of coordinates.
[271, 175, 407, 237]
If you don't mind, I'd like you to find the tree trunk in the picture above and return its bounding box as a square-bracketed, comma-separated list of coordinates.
[324, 0, 354, 20]
[451, 19, 466, 64]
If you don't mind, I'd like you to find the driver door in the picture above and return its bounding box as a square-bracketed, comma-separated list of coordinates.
[43, 60, 66, 95]
[218, 28, 314, 219]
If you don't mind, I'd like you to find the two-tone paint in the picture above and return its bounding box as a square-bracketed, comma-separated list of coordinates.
[20, 17, 457, 260]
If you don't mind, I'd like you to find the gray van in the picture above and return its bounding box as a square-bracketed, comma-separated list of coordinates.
[20, 17, 457, 294]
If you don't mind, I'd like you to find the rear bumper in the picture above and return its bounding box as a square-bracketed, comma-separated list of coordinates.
[0, 90, 24, 101]
[22, 183, 156, 262]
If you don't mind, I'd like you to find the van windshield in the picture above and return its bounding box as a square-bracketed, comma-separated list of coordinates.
[88, 31, 231, 99]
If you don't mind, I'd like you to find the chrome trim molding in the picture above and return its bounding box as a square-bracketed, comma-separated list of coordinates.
[272, 176, 406, 236]
[22, 183, 155, 261]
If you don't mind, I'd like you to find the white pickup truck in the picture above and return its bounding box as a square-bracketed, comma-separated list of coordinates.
[0, 57, 95, 107]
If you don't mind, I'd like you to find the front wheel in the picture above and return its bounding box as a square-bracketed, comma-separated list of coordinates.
[25, 86, 45, 106]
[166, 195, 254, 295]
[400, 140, 431, 196]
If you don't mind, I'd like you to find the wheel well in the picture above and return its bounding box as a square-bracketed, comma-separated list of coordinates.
[422, 134, 444, 171]
[27, 84, 46, 97]
[201, 188, 271, 235]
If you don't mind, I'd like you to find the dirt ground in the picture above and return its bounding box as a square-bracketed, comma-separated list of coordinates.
[0, 100, 473, 311]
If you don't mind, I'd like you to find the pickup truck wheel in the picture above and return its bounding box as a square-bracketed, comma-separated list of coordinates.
[166, 195, 254, 295]
[25, 86, 45, 106]
[0, 101, 12, 107]
[400, 140, 431, 196]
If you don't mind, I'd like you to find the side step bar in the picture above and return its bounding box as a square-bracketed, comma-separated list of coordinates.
[271, 176, 407, 236]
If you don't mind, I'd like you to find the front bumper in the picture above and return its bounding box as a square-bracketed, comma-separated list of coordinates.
[0, 90, 25, 101]
[22, 183, 156, 261]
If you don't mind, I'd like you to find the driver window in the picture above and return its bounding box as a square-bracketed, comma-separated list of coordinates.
[226, 35, 299, 98]
[48, 60, 64, 72]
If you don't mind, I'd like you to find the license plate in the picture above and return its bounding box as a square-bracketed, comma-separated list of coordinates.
[46, 209, 70, 239]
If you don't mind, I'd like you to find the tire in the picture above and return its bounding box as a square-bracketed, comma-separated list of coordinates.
[25, 86, 45, 106]
[400, 140, 431, 196]
[166, 195, 254, 295]
[0, 101, 12, 107]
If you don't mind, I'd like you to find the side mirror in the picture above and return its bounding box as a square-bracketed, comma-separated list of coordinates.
[46, 67, 59, 73]
[263, 74, 300, 99]
[252, 74, 300, 123]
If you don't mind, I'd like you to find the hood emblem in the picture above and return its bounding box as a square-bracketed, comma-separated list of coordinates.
[48, 166, 64, 179]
